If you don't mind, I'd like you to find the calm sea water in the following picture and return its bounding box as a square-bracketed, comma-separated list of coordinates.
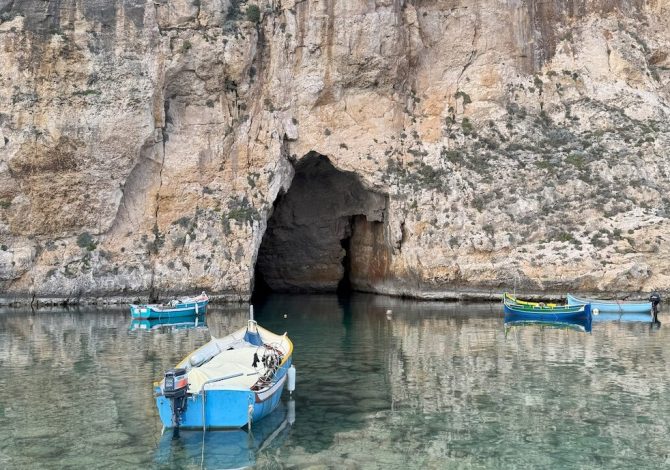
[0, 293, 668, 469]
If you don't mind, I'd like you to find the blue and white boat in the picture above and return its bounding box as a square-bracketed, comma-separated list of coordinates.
[154, 317, 294, 430]
[130, 292, 209, 319]
[566, 293, 652, 314]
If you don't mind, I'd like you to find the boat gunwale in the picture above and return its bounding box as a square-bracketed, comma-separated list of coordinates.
[503, 302, 587, 315]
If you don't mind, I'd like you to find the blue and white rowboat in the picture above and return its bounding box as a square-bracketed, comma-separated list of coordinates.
[154, 319, 294, 429]
[130, 292, 209, 319]
[566, 293, 652, 314]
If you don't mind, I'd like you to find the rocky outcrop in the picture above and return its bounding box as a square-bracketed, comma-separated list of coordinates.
[0, 0, 669, 304]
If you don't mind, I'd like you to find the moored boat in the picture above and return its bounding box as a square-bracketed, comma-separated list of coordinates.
[154, 317, 294, 430]
[566, 293, 652, 314]
[130, 292, 209, 319]
[503, 301, 591, 322]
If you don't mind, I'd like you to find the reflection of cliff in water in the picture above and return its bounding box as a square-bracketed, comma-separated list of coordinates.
[378, 297, 670, 448]
[0, 305, 250, 468]
[253, 294, 395, 454]
[2, 295, 669, 467]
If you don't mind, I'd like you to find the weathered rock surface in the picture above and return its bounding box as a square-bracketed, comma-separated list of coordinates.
[0, 0, 669, 303]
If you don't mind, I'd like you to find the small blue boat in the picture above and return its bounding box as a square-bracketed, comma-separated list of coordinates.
[130, 292, 209, 319]
[503, 302, 591, 322]
[154, 318, 294, 429]
[566, 293, 651, 314]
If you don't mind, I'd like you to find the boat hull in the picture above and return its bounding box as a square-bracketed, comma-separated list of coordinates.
[156, 357, 292, 429]
[503, 303, 591, 322]
[130, 299, 209, 319]
[567, 294, 651, 314]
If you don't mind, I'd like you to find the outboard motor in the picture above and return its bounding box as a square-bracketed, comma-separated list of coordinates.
[650, 292, 662, 328]
[163, 368, 188, 437]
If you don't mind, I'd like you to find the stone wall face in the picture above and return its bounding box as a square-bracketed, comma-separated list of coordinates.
[0, 0, 669, 303]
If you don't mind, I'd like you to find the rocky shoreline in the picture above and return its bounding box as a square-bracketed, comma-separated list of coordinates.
[1, 288, 661, 308]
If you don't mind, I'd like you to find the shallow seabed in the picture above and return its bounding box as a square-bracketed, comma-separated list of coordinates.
[0, 293, 668, 469]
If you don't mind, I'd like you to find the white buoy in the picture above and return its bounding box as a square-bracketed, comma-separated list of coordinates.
[284, 314, 287, 319]
[593, 308, 600, 316]
[287, 365, 296, 395]
[287, 398, 295, 426]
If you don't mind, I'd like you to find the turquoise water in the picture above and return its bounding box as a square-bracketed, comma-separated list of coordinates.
[0, 293, 668, 469]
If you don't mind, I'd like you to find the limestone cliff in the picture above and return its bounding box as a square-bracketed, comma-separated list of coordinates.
[0, 0, 669, 304]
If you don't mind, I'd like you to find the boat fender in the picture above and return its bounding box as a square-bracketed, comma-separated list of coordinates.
[288, 365, 296, 395]
[593, 308, 599, 316]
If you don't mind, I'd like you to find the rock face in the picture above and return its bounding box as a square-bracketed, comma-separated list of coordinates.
[0, 0, 669, 303]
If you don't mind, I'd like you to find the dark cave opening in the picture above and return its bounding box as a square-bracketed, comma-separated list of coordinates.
[337, 232, 352, 295]
[252, 153, 388, 299]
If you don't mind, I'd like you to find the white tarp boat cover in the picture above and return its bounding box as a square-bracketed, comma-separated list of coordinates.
[175, 323, 292, 394]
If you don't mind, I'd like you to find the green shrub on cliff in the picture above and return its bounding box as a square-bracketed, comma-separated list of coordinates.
[246, 5, 261, 23]
[76, 232, 97, 251]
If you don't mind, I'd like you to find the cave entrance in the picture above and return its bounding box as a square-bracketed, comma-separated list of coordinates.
[253, 153, 388, 299]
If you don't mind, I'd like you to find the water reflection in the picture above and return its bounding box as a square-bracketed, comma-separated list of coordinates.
[504, 318, 592, 334]
[155, 400, 294, 469]
[129, 314, 207, 331]
[593, 312, 654, 323]
[0, 296, 668, 468]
